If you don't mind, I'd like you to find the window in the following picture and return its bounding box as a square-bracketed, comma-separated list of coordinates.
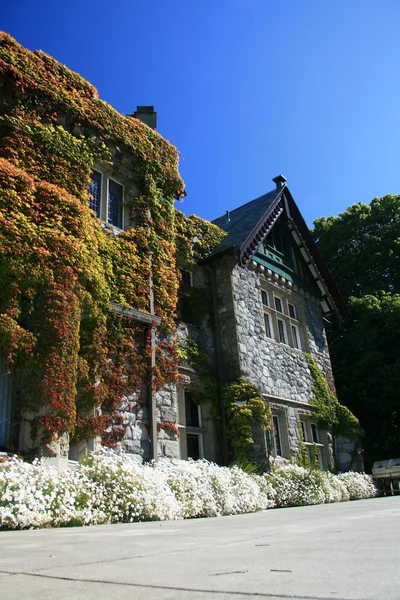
[187, 433, 201, 460]
[277, 319, 287, 344]
[267, 413, 287, 458]
[177, 269, 193, 324]
[271, 415, 282, 456]
[108, 179, 123, 229]
[300, 420, 325, 468]
[88, 170, 102, 218]
[261, 288, 303, 350]
[291, 324, 300, 349]
[288, 303, 296, 319]
[261, 290, 268, 306]
[178, 388, 204, 461]
[180, 270, 192, 288]
[274, 296, 283, 313]
[88, 171, 124, 229]
[264, 313, 273, 339]
[185, 392, 200, 427]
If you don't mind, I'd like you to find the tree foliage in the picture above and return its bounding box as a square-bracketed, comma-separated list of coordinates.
[312, 195, 400, 469]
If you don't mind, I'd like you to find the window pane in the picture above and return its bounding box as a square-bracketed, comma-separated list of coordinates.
[185, 392, 199, 427]
[177, 294, 193, 324]
[311, 423, 319, 443]
[273, 415, 282, 456]
[291, 325, 300, 349]
[288, 303, 296, 319]
[277, 319, 286, 343]
[88, 170, 102, 217]
[180, 269, 192, 288]
[274, 297, 283, 312]
[186, 433, 200, 460]
[300, 421, 307, 442]
[261, 290, 268, 306]
[264, 313, 272, 338]
[108, 180, 123, 228]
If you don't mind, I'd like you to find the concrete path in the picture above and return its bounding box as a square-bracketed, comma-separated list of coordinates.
[1, 496, 399, 600]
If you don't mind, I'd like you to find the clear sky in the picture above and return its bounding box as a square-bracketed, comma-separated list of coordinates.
[2, 0, 400, 226]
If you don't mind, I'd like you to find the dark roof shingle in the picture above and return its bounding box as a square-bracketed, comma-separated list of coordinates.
[211, 188, 280, 255]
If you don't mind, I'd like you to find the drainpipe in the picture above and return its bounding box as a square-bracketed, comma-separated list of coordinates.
[148, 207, 158, 462]
[207, 264, 229, 465]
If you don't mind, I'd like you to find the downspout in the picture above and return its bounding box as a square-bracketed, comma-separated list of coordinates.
[148, 207, 158, 462]
[207, 264, 229, 465]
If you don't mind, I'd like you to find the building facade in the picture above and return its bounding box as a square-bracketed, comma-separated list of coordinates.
[0, 33, 359, 472]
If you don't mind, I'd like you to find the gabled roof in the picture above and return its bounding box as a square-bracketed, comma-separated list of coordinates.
[212, 188, 282, 254]
[210, 178, 348, 321]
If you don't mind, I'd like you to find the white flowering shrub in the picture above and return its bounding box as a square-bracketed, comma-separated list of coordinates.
[0, 451, 377, 530]
[265, 464, 326, 507]
[0, 456, 106, 529]
[265, 464, 377, 508]
[337, 471, 378, 500]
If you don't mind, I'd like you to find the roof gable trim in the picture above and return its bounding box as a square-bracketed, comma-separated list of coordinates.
[239, 188, 348, 320]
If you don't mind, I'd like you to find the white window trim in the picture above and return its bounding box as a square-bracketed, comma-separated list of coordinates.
[260, 287, 303, 351]
[178, 387, 205, 460]
[277, 317, 288, 345]
[300, 420, 325, 467]
[291, 323, 301, 349]
[264, 312, 274, 339]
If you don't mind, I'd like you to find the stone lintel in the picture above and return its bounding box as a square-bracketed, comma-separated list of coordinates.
[110, 302, 161, 326]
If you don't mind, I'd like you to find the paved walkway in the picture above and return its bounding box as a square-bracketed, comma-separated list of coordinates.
[1, 496, 399, 599]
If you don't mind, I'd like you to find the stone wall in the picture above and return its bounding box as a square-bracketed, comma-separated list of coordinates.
[212, 256, 335, 466]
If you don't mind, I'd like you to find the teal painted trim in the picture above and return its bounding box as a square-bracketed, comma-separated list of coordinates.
[254, 252, 321, 297]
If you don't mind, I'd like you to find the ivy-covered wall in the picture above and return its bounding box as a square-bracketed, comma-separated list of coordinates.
[0, 32, 225, 455]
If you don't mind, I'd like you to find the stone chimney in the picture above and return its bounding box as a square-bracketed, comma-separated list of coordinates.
[272, 174, 287, 189]
[130, 106, 157, 129]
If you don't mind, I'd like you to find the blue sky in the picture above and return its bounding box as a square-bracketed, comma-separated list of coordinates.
[3, 0, 400, 226]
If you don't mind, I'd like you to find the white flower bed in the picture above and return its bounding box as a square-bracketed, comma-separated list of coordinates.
[337, 471, 378, 500]
[0, 451, 378, 530]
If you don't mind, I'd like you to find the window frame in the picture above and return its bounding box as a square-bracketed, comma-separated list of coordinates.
[88, 170, 102, 218]
[300, 419, 325, 467]
[264, 312, 273, 339]
[178, 387, 204, 460]
[266, 410, 288, 459]
[177, 268, 194, 324]
[277, 317, 288, 344]
[260, 287, 303, 351]
[107, 177, 124, 229]
[88, 170, 125, 230]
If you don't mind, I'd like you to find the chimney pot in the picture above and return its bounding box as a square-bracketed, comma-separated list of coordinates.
[272, 174, 287, 189]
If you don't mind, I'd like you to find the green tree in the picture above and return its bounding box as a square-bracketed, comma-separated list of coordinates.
[312, 196, 400, 470]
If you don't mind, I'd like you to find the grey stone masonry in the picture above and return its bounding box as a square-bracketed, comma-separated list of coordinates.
[212, 255, 335, 466]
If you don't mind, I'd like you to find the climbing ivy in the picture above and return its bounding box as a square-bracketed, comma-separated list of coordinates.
[222, 378, 271, 462]
[306, 354, 362, 439]
[0, 33, 225, 453]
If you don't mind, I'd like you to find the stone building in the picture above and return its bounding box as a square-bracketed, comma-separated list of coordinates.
[170, 174, 355, 472]
[0, 34, 357, 471]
